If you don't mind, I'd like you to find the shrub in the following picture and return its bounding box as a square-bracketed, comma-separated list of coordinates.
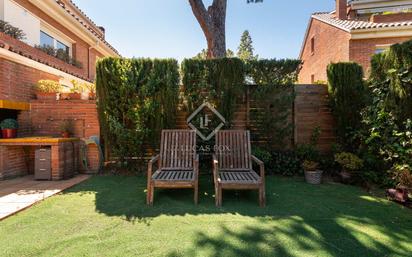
[303, 160, 319, 171]
[271, 150, 303, 176]
[35, 45, 83, 68]
[0, 119, 18, 129]
[96, 58, 180, 161]
[35, 80, 62, 93]
[327, 62, 367, 150]
[391, 164, 412, 189]
[335, 152, 364, 173]
[0, 20, 25, 40]
[252, 147, 272, 165]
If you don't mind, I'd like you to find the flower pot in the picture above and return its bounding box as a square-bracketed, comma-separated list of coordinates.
[36, 92, 57, 100]
[1, 129, 17, 139]
[80, 92, 89, 100]
[386, 188, 409, 203]
[305, 170, 323, 185]
[88, 92, 96, 100]
[59, 93, 71, 100]
[69, 93, 81, 100]
[61, 132, 70, 138]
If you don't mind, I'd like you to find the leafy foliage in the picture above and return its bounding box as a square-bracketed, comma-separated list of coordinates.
[0, 119, 18, 129]
[334, 152, 364, 172]
[271, 151, 303, 176]
[96, 58, 180, 160]
[327, 62, 366, 150]
[0, 20, 25, 40]
[35, 80, 63, 93]
[359, 40, 412, 186]
[248, 59, 301, 149]
[181, 58, 245, 125]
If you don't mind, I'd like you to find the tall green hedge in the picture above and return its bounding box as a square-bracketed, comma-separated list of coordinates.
[327, 62, 366, 149]
[370, 41, 412, 122]
[181, 58, 245, 125]
[96, 58, 179, 159]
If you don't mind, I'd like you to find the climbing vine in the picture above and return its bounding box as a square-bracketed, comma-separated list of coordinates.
[247, 59, 301, 149]
[96, 58, 179, 160]
[181, 58, 245, 126]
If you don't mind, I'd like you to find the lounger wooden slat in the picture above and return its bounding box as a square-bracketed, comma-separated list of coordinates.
[213, 130, 266, 207]
[147, 130, 199, 205]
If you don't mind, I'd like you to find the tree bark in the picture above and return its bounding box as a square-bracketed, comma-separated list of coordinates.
[188, 0, 227, 58]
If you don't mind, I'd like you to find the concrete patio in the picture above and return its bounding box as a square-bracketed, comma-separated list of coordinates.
[0, 175, 90, 220]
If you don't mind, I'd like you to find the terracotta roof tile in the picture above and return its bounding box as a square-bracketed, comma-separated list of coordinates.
[312, 12, 412, 32]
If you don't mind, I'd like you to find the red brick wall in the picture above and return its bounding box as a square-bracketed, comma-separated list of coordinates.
[349, 37, 412, 75]
[298, 19, 351, 84]
[0, 57, 58, 102]
[29, 100, 100, 172]
[0, 32, 87, 80]
[371, 13, 412, 23]
[12, 0, 107, 80]
[0, 146, 27, 179]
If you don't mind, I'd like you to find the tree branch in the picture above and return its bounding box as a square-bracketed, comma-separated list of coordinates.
[188, 0, 212, 36]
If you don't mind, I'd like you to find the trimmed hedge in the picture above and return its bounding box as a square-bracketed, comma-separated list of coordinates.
[96, 58, 180, 159]
[327, 62, 366, 150]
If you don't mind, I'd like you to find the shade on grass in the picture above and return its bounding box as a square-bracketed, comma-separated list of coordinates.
[1, 175, 411, 257]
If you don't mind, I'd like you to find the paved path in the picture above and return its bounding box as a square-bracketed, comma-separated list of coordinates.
[0, 175, 90, 220]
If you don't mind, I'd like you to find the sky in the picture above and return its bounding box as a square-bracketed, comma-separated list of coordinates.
[72, 0, 335, 60]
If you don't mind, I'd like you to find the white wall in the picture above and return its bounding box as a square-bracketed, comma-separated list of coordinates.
[3, 0, 40, 46]
[0, 0, 5, 20]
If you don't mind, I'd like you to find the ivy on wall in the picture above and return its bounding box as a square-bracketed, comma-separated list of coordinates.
[181, 58, 245, 126]
[247, 59, 301, 149]
[96, 58, 179, 160]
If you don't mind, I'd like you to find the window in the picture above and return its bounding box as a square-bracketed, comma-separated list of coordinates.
[40, 31, 54, 47]
[40, 30, 71, 55]
[310, 37, 315, 54]
[311, 74, 315, 84]
[57, 40, 69, 55]
[375, 44, 391, 54]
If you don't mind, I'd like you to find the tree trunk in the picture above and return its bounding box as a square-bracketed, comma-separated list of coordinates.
[188, 0, 227, 58]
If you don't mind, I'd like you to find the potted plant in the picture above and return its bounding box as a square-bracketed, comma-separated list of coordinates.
[335, 152, 363, 182]
[387, 164, 412, 203]
[303, 160, 323, 185]
[59, 119, 74, 138]
[69, 80, 83, 100]
[35, 80, 62, 100]
[0, 119, 18, 138]
[85, 83, 96, 100]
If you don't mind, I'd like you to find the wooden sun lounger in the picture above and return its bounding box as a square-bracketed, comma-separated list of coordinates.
[213, 130, 265, 207]
[147, 130, 199, 205]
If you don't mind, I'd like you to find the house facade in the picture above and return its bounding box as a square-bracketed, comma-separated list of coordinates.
[0, 0, 118, 179]
[299, 0, 412, 84]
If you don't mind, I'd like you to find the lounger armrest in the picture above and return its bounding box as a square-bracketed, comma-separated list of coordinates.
[147, 154, 160, 179]
[251, 155, 265, 179]
[212, 154, 219, 182]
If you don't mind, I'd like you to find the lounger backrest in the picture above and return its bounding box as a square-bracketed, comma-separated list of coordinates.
[159, 130, 196, 170]
[215, 130, 252, 171]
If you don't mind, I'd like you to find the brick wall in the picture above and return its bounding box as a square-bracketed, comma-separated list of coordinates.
[0, 57, 59, 102]
[29, 100, 100, 172]
[349, 37, 411, 75]
[371, 13, 412, 23]
[0, 32, 87, 80]
[298, 19, 351, 84]
[11, 0, 107, 81]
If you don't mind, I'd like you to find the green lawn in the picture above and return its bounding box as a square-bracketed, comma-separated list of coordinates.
[1, 175, 411, 257]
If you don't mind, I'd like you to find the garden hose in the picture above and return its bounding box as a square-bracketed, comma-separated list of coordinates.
[81, 136, 104, 173]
